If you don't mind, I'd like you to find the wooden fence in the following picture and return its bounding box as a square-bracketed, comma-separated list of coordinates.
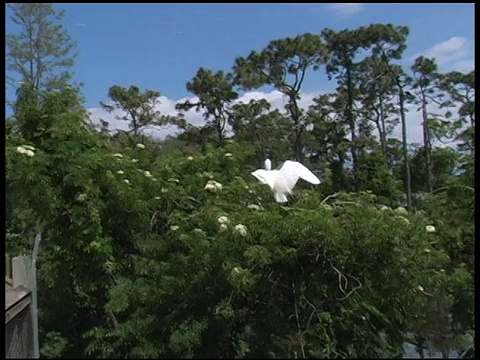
[5, 254, 36, 358]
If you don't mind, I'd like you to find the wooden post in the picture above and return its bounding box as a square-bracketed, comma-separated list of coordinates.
[6, 254, 12, 280]
[12, 253, 40, 358]
[6, 234, 42, 358]
[31, 233, 42, 359]
[12, 256, 33, 289]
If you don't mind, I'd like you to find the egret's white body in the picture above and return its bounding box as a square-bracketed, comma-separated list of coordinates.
[251, 159, 321, 203]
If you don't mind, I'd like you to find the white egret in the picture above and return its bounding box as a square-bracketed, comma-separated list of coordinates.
[251, 159, 321, 203]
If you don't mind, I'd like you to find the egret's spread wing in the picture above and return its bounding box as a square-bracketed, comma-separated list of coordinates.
[264, 158, 272, 170]
[251, 169, 277, 190]
[280, 161, 320, 188]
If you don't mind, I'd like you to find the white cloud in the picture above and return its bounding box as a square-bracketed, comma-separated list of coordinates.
[408, 36, 474, 73]
[327, 3, 364, 17]
[88, 89, 437, 147]
[423, 37, 469, 64]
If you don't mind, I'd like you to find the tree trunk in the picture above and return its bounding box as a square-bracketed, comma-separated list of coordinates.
[288, 93, 304, 162]
[421, 99, 434, 192]
[373, 98, 388, 162]
[215, 111, 225, 146]
[398, 85, 412, 209]
[333, 151, 346, 191]
[216, 121, 224, 146]
[346, 66, 358, 190]
[379, 95, 388, 157]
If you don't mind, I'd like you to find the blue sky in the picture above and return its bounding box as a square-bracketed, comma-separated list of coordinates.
[5, 3, 475, 141]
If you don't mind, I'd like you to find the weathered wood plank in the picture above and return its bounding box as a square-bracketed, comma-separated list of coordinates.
[5, 291, 31, 325]
[5, 284, 30, 312]
[5, 305, 34, 358]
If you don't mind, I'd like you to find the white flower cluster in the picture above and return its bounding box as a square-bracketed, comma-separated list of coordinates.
[394, 206, 408, 216]
[218, 215, 229, 232]
[136, 143, 145, 149]
[205, 180, 223, 192]
[247, 204, 262, 211]
[16, 145, 35, 157]
[216, 216, 248, 236]
[234, 224, 247, 237]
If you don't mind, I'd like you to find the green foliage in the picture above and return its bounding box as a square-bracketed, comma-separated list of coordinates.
[230, 99, 291, 166]
[410, 146, 461, 192]
[40, 331, 70, 358]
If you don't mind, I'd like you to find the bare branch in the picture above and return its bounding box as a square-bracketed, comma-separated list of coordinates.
[321, 192, 341, 205]
[149, 211, 158, 232]
[330, 263, 363, 301]
[292, 283, 306, 359]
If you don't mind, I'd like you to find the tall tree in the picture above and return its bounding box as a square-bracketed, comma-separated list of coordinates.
[392, 69, 414, 209]
[322, 28, 364, 189]
[439, 70, 475, 154]
[176, 68, 238, 146]
[6, 3, 77, 93]
[323, 23, 409, 191]
[306, 92, 350, 190]
[365, 24, 412, 208]
[410, 56, 443, 193]
[100, 85, 167, 141]
[233, 33, 327, 162]
[357, 57, 399, 160]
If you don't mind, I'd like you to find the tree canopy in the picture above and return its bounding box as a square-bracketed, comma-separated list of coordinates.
[6, 3, 77, 93]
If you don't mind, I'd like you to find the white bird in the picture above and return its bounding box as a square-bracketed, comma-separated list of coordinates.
[264, 158, 272, 170]
[251, 159, 321, 203]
